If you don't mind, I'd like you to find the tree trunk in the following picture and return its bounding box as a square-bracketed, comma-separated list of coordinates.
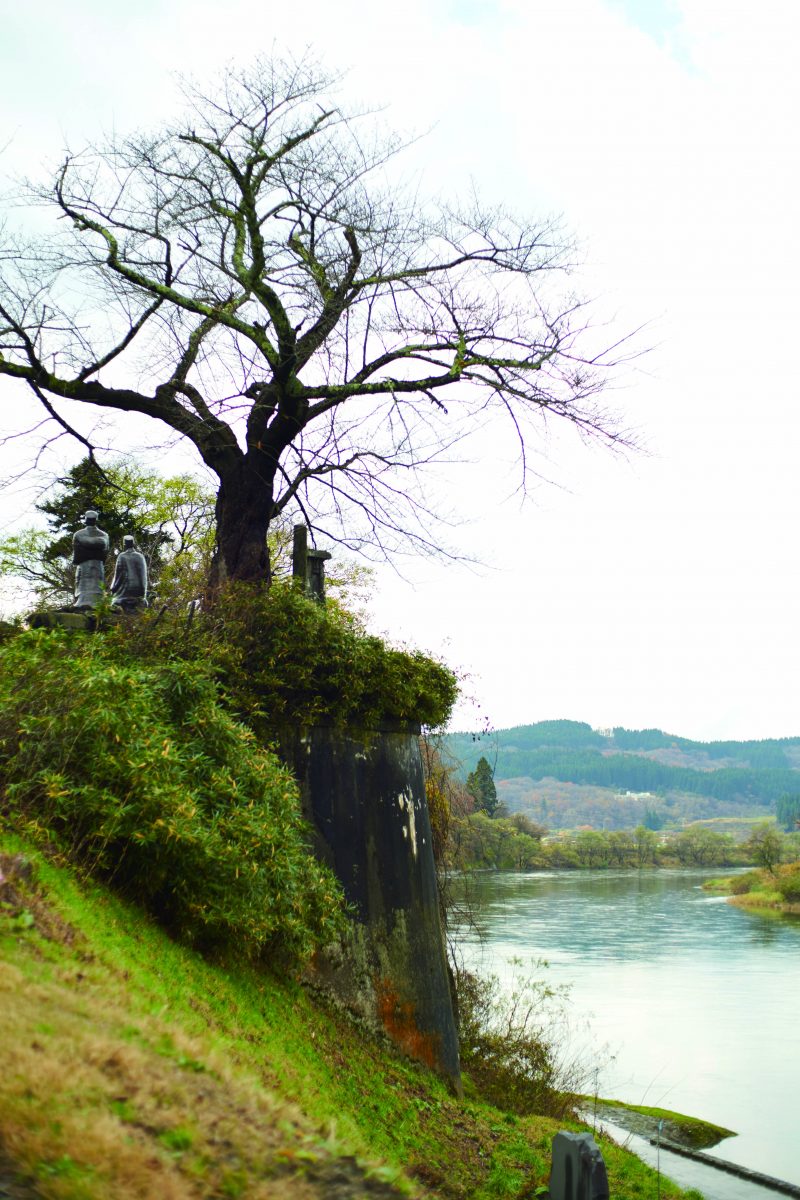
[212, 457, 274, 586]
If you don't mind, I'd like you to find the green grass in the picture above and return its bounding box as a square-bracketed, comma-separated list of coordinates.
[0, 831, 700, 1199]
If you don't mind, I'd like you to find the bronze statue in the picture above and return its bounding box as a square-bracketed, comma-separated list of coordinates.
[72, 510, 110, 609]
[110, 535, 148, 611]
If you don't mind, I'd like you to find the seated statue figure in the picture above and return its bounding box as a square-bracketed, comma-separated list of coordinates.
[72, 510, 110, 609]
[110, 535, 148, 612]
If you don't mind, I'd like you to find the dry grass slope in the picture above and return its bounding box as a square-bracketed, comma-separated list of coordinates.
[0, 851, 405, 1199]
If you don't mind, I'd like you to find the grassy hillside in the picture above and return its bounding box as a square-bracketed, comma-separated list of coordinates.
[0, 836, 701, 1200]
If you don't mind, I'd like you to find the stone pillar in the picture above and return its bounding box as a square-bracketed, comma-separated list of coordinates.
[292, 524, 308, 588]
[281, 724, 462, 1093]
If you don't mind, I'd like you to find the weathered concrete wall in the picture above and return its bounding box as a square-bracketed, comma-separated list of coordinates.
[281, 725, 461, 1092]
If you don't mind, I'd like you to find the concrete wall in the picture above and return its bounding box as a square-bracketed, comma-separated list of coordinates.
[281, 725, 462, 1092]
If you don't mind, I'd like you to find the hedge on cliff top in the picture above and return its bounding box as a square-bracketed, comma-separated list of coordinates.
[118, 580, 458, 733]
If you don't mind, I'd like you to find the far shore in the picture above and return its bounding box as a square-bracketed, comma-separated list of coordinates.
[703, 865, 800, 916]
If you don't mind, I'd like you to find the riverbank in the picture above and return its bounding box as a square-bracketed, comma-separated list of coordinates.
[703, 862, 800, 915]
[0, 836, 702, 1199]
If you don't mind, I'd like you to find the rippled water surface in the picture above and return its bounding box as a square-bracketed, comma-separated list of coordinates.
[451, 869, 800, 1192]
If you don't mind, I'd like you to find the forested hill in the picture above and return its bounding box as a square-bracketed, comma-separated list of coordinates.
[445, 720, 800, 808]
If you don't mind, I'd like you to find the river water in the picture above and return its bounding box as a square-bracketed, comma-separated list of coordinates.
[451, 869, 800, 1197]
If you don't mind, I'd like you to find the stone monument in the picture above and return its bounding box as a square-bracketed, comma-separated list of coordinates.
[72, 510, 110, 609]
[110, 535, 149, 612]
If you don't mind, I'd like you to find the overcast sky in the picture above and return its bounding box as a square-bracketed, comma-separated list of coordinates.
[1, 0, 798, 742]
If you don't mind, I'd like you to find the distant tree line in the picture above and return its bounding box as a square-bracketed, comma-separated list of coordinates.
[494, 720, 607, 750]
[449, 720, 800, 765]
[448, 816, 800, 874]
[609, 727, 795, 767]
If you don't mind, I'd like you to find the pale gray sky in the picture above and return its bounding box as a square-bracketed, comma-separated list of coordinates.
[1, 0, 798, 741]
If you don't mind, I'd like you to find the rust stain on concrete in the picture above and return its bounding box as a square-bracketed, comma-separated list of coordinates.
[375, 977, 439, 1070]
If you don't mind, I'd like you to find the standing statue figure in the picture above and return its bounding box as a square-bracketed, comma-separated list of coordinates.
[72, 510, 110, 609]
[110, 535, 149, 612]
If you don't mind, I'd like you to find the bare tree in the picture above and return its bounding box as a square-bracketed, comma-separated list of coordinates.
[0, 56, 632, 586]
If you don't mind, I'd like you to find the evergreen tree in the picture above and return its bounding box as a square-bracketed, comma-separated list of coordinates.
[466, 756, 499, 817]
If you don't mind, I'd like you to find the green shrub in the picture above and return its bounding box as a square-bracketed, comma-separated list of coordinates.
[729, 869, 762, 895]
[777, 865, 800, 902]
[0, 629, 345, 960]
[115, 580, 458, 733]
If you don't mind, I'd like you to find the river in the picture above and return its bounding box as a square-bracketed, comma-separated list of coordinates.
[450, 868, 800, 1198]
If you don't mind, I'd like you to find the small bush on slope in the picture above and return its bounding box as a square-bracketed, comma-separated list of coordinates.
[0, 629, 344, 959]
[455, 964, 589, 1119]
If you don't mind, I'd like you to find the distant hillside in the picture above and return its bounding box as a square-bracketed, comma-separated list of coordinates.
[445, 720, 800, 827]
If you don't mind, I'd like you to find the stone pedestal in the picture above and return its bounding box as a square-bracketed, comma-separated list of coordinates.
[27, 611, 124, 631]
